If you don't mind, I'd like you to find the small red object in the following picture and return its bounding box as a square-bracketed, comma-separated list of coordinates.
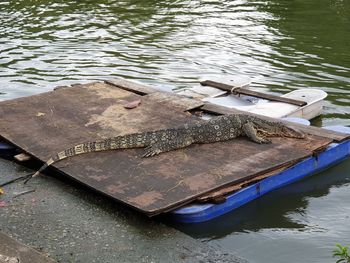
[123, 98, 141, 109]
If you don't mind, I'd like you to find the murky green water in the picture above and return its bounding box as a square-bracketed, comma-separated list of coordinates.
[1, 0, 349, 262]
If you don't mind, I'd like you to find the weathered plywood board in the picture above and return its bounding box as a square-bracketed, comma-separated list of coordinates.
[0, 81, 333, 215]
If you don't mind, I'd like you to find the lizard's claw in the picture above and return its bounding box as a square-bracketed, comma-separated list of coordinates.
[257, 138, 272, 144]
[142, 146, 161, 158]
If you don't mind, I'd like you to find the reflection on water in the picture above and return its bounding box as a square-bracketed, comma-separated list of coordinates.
[1, 0, 350, 262]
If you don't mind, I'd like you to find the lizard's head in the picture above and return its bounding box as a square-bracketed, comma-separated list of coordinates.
[257, 122, 306, 139]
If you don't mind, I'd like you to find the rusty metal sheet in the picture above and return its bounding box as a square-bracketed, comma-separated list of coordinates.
[0, 82, 333, 215]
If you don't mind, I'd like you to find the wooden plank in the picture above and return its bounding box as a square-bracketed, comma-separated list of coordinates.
[0, 81, 334, 215]
[105, 78, 158, 95]
[200, 80, 307, 106]
[146, 92, 204, 112]
[201, 103, 350, 143]
[105, 79, 204, 111]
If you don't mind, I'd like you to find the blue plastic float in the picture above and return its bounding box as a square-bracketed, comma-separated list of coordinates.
[0, 141, 15, 155]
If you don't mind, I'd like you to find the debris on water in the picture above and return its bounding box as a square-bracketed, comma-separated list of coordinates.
[123, 98, 141, 109]
[0, 201, 6, 207]
[36, 112, 46, 117]
[14, 153, 31, 162]
[0, 187, 3, 195]
[0, 173, 34, 187]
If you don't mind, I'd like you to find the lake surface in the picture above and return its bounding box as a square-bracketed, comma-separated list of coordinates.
[1, 0, 349, 262]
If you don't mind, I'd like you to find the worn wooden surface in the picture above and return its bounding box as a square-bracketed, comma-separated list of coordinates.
[0, 81, 336, 215]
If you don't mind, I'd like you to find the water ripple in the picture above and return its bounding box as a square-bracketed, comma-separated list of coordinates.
[0, 0, 349, 120]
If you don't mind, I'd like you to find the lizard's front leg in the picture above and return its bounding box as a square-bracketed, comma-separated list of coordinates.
[142, 135, 194, 157]
[242, 122, 271, 144]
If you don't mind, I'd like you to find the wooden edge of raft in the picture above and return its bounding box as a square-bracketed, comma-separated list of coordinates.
[104, 79, 159, 95]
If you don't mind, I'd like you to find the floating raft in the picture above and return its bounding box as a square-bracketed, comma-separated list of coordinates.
[0, 79, 349, 216]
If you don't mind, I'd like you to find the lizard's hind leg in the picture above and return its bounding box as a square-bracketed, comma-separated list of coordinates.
[242, 122, 271, 144]
[142, 136, 194, 157]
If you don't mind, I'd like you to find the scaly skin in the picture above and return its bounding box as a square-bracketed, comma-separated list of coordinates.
[32, 114, 305, 177]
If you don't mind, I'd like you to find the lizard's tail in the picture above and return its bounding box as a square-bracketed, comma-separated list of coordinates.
[32, 141, 102, 178]
[31, 134, 148, 178]
[33, 147, 74, 177]
[32, 157, 55, 177]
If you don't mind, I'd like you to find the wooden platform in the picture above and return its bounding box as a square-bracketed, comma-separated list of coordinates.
[0, 79, 348, 216]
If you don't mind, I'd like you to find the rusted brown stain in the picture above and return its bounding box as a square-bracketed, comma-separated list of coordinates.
[85, 92, 199, 138]
[85, 165, 103, 172]
[182, 146, 282, 192]
[139, 152, 190, 180]
[88, 175, 110, 182]
[88, 82, 132, 99]
[183, 173, 218, 191]
[209, 146, 282, 175]
[127, 191, 164, 207]
[106, 183, 128, 194]
[85, 104, 141, 135]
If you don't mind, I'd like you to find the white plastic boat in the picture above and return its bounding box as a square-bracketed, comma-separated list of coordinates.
[177, 78, 327, 120]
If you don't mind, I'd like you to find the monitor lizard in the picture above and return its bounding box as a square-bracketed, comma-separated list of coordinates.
[31, 114, 305, 178]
